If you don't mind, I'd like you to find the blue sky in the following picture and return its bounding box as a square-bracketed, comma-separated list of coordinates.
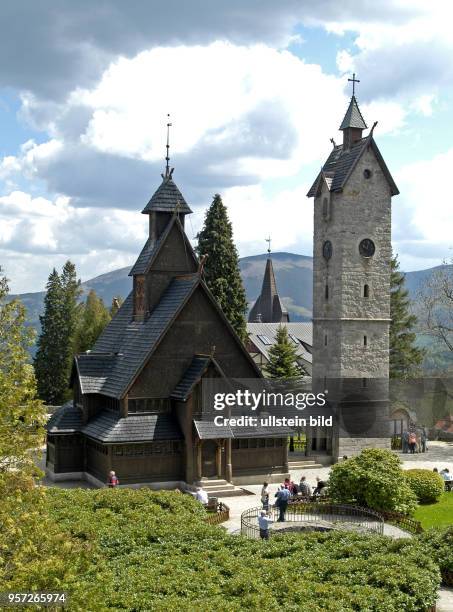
[0, 1, 452, 292]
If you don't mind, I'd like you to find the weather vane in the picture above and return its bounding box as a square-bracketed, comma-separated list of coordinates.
[165, 113, 172, 177]
[265, 236, 271, 254]
[348, 73, 360, 96]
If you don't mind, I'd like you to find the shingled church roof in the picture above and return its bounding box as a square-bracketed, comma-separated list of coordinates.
[82, 411, 183, 443]
[75, 275, 199, 399]
[307, 135, 399, 197]
[142, 174, 192, 215]
[248, 258, 289, 323]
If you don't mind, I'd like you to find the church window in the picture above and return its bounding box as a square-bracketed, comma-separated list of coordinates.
[322, 197, 330, 220]
[363, 168, 372, 179]
[324, 334, 328, 346]
[363, 284, 369, 298]
[325, 284, 329, 300]
[363, 335, 368, 347]
[257, 334, 272, 345]
[322, 240, 333, 260]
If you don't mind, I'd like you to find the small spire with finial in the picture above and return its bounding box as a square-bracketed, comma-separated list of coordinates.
[265, 236, 271, 254]
[165, 113, 172, 178]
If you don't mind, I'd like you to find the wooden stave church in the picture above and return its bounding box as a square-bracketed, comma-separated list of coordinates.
[46, 165, 290, 488]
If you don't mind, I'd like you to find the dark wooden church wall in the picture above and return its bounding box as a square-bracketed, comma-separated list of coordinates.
[53, 434, 84, 473]
[86, 438, 110, 481]
[131, 287, 257, 398]
[110, 442, 184, 483]
[232, 438, 286, 473]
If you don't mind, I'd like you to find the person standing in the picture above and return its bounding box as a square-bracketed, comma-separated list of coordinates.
[261, 482, 270, 511]
[275, 486, 291, 522]
[408, 431, 417, 454]
[258, 510, 273, 540]
[313, 476, 326, 497]
[107, 470, 119, 487]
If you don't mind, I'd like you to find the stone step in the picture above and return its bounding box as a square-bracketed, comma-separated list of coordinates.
[288, 461, 324, 470]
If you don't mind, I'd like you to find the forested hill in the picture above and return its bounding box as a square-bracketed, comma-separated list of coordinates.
[10, 252, 450, 330]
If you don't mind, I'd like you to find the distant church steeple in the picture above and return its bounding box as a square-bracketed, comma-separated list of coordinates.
[248, 240, 289, 323]
[339, 74, 367, 149]
[141, 115, 192, 241]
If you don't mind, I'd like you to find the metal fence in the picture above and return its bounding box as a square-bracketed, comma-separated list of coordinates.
[241, 501, 385, 539]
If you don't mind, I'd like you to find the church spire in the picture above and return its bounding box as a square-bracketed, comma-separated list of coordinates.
[340, 74, 367, 149]
[248, 243, 289, 323]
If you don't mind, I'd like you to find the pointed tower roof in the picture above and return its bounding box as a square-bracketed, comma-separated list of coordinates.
[248, 257, 289, 323]
[141, 172, 192, 215]
[339, 95, 367, 130]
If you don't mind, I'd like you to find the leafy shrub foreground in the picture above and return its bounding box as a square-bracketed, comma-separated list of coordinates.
[405, 469, 445, 504]
[0, 485, 441, 611]
[328, 448, 417, 515]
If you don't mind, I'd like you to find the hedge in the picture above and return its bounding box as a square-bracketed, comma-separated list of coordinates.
[405, 469, 445, 504]
[0, 483, 441, 611]
[328, 448, 417, 515]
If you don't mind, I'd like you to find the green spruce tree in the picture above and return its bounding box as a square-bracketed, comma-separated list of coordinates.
[74, 290, 111, 353]
[196, 194, 248, 340]
[265, 325, 305, 378]
[34, 269, 68, 404]
[390, 254, 424, 378]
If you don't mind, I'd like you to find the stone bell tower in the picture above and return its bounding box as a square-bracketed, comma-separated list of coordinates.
[307, 75, 399, 458]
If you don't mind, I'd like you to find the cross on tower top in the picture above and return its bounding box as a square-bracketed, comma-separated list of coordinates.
[348, 73, 360, 96]
[265, 236, 271, 254]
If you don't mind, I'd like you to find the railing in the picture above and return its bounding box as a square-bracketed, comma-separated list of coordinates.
[205, 502, 229, 525]
[241, 501, 384, 538]
[379, 510, 423, 535]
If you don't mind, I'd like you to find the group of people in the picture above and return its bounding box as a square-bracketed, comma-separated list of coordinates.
[402, 429, 427, 454]
[259, 474, 327, 535]
[434, 467, 453, 491]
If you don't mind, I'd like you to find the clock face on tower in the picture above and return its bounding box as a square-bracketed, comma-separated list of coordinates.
[359, 238, 375, 258]
[322, 240, 333, 260]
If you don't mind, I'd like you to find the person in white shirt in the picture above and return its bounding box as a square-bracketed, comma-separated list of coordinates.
[258, 510, 273, 540]
[195, 486, 209, 505]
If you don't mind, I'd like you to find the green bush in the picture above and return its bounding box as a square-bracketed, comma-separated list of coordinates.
[327, 448, 417, 515]
[405, 469, 445, 503]
[0, 483, 440, 611]
[419, 527, 453, 575]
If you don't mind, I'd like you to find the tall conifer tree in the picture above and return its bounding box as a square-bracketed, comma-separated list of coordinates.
[34, 270, 68, 404]
[390, 254, 424, 378]
[265, 325, 305, 378]
[196, 194, 247, 340]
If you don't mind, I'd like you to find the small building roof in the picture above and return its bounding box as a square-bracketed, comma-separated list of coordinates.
[247, 322, 313, 365]
[142, 175, 192, 215]
[171, 355, 226, 402]
[46, 401, 83, 434]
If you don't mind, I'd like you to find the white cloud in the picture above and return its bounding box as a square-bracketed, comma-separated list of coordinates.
[394, 147, 453, 269]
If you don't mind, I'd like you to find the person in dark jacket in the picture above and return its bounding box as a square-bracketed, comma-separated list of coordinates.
[275, 486, 291, 521]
